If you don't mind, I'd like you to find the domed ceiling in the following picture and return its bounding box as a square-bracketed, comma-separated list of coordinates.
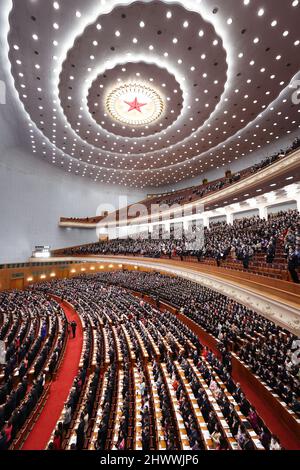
[2, 0, 300, 188]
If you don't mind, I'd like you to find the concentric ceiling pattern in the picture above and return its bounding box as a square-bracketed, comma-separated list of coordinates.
[86, 62, 182, 137]
[5, 0, 300, 187]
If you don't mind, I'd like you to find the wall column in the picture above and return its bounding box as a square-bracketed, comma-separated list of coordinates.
[258, 205, 268, 220]
[226, 212, 234, 225]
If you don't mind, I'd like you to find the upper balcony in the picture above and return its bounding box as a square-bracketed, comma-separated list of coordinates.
[59, 146, 300, 229]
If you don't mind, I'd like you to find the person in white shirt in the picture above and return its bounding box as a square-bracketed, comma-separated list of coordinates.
[270, 435, 281, 450]
[140, 381, 145, 397]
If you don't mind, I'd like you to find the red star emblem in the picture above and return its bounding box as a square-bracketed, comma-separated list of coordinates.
[124, 97, 147, 113]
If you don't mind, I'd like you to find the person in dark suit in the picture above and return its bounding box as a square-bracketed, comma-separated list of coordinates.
[71, 321, 77, 338]
[288, 248, 299, 283]
[76, 415, 85, 450]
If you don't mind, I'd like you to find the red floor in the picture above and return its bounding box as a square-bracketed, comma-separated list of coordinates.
[22, 301, 83, 450]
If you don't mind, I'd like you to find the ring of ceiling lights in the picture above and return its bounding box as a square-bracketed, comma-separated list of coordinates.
[57, 1, 227, 161]
[86, 62, 183, 138]
[5, 0, 300, 187]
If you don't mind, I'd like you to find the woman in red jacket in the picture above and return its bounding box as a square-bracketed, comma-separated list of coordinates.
[53, 430, 62, 450]
[4, 420, 13, 446]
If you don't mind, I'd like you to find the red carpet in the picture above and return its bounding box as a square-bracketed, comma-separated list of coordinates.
[22, 300, 83, 450]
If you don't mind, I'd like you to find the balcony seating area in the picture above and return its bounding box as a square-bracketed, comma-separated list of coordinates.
[57, 209, 300, 282]
[60, 139, 300, 226]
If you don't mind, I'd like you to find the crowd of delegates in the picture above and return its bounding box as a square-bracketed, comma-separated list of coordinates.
[0, 291, 67, 449]
[0, 272, 296, 450]
[60, 210, 300, 281]
[34, 277, 283, 450]
[91, 271, 300, 418]
[200, 210, 300, 275]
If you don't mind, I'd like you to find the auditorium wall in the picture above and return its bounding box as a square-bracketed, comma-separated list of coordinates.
[0, 147, 145, 264]
[233, 209, 259, 220]
[267, 201, 297, 214]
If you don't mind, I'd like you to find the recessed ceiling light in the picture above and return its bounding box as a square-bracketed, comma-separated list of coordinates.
[75, 10, 81, 18]
[53, 22, 59, 29]
[258, 8, 264, 16]
[166, 11, 172, 19]
[115, 30, 120, 37]
[139, 21, 145, 28]
[271, 20, 278, 27]
[32, 34, 38, 40]
[53, 1, 59, 9]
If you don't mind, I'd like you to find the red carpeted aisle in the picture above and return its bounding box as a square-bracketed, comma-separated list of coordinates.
[22, 301, 83, 450]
